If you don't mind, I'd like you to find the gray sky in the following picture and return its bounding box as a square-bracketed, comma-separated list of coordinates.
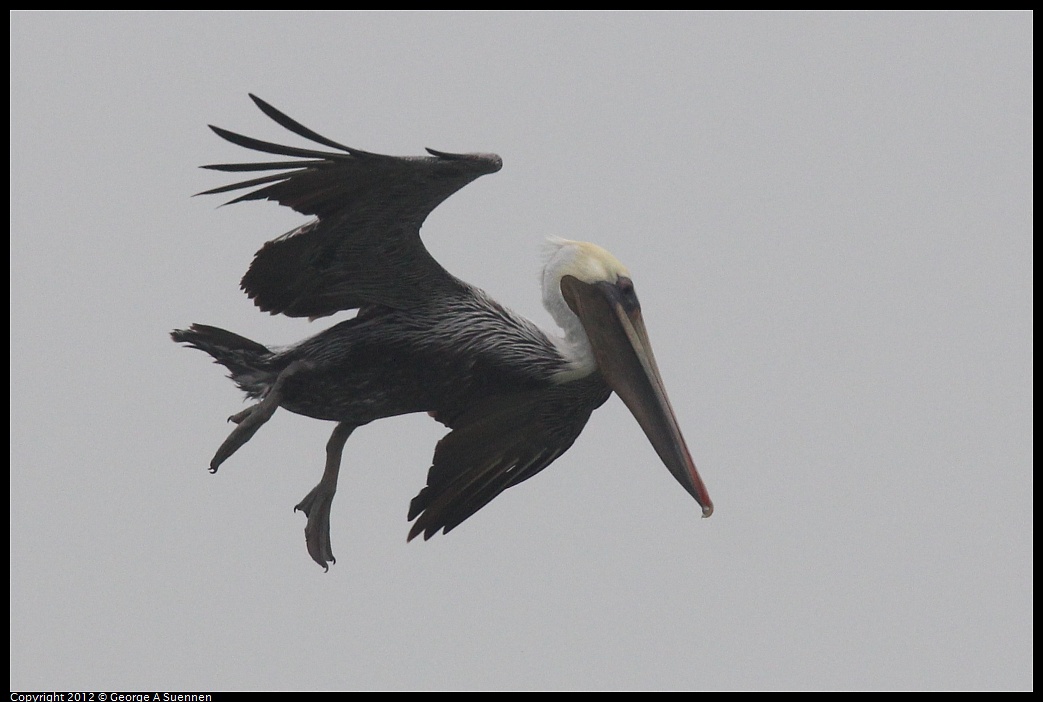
[10, 11, 1032, 691]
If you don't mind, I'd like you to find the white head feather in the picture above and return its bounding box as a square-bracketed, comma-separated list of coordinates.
[540, 238, 631, 380]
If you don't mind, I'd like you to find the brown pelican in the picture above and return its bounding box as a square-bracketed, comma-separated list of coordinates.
[172, 95, 712, 569]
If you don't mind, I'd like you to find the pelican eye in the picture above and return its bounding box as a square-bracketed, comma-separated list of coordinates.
[616, 277, 640, 312]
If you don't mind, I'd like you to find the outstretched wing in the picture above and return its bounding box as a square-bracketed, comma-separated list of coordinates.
[407, 377, 612, 541]
[199, 94, 503, 319]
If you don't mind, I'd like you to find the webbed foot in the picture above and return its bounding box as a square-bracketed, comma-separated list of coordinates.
[208, 359, 311, 473]
[294, 422, 355, 570]
[295, 483, 337, 570]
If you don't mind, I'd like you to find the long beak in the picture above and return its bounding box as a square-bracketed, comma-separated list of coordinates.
[560, 275, 713, 517]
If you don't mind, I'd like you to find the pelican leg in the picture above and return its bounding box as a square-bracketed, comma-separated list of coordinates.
[209, 359, 311, 473]
[295, 422, 355, 570]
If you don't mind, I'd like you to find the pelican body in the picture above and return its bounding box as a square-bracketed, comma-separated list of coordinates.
[172, 95, 712, 569]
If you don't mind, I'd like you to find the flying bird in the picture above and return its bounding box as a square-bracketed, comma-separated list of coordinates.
[172, 95, 712, 569]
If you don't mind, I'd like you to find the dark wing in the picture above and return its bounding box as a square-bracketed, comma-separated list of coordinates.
[199, 94, 503, 318]
[407, 377, 611, 541]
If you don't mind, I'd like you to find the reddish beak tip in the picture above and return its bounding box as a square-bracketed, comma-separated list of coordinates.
[701, 503, 714, 518]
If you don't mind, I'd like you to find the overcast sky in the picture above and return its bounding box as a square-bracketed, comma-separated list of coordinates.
[10, 11, 1032, 691]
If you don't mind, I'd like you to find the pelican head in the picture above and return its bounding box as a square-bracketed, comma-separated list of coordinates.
[542, 238, 713, 518]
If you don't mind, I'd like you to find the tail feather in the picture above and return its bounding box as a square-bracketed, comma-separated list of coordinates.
[171, 323, 273, 396]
